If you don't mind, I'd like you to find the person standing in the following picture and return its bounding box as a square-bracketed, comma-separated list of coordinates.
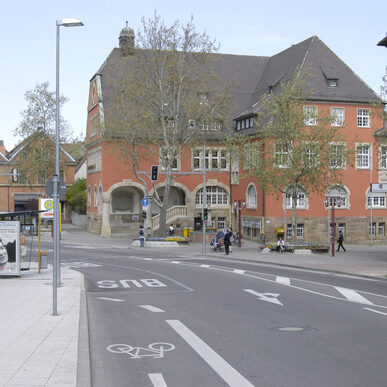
[169, 224, 175, 236]
[20, 231, 27, 262]
[337, 230, 346, 252]
[138, 225, 145, 247]
[223, 228, 232, 255]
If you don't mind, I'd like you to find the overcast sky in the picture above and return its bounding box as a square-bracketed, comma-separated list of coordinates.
[1, 0, 386, 151]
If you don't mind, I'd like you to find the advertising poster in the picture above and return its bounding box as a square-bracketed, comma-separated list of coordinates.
[0, 221, 20, 277]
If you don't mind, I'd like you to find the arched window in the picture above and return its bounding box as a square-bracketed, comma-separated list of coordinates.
[195, 186, 228, 206]
[246, 184, 257, 208]
[87, 186, 91, 207]
[326, 186, 349, 209]
[94, 185, 98, 207]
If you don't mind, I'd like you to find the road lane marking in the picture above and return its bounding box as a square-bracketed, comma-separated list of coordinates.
[334, 287, 374, 305]
[233, 269, 245, 274]
[276, 276, 290, 286]
[139, 305, 165, 313]
[244, 289, 283, 306]
[363, 307, 387, 316]
[200, 264, 210, 268]
[96, 297, 125, 302]
[166, 320, 254, 387]
[149, 373, 168, 387]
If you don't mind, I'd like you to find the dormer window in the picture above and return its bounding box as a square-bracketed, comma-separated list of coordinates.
[236, 116, 255, 131]
[328, 79, 338, 87]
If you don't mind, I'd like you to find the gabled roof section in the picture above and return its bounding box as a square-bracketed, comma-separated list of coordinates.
[6, 133, 77, 163]
[237, 36, 381, 119]
[96, 47, 270, 130]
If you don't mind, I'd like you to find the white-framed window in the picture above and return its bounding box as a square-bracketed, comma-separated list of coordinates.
[296, 224, 304, 238]
[88, 147, 102, 173]
[304, 106, 318, 126]
[161, 147, 179, 170]
[285, 193, 306, 209]
[338, 223, 346, 236]
[218, 217, 226, 230]
[378, 222, 385, 236]
[356, 144, 370, 169]
[357, 109, 370, 127]
[327, 79, 338, 87]
[195, 186, 228, 206]
[367, 195, 386, 208]
[274, 142, 290, 168]
[251, 142, 260, 168]
[369, 222, 376, 237]
[330, 143, 346, 169]
[94, 185, 98, 207]
[246, 184, 257, 209]
[331, 107, 344, 127]
[193, 148, 228, 170]
[326, 186, 348, 209]
[286, 224, 293, 239]
[302, 142, 320, 168]
[379, 145, 387, 169]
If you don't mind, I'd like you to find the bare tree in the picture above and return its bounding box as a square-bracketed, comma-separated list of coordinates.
[245, 67, 347, 242]
[105, 13, 231, 236]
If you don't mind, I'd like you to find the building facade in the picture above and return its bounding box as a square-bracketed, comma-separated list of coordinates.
[85, 27, 385, 244]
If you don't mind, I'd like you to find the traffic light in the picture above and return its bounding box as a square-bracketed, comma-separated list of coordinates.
[203, 208, 208, 220]
[151, 165, 158, 181]
[142, 210, 147, 219]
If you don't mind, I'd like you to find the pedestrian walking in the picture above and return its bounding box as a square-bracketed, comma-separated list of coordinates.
[20, 231, 27, 262]
[138, 225, 145, 247]
[169, 224, 175, 236]
[337, 230, 346, 252]
[223, 228, 232, 255]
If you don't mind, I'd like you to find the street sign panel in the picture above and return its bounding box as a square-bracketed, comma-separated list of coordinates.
[370, 183, 387, 193]
[141, 198, 149, 206]
[45, 178, 66, 200]
[40, 198, 54, 219]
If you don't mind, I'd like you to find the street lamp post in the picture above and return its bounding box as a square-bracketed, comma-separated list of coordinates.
[325, 196, 341, 257]
[233, 200, 246, 247]
[53, 18, 83, 316]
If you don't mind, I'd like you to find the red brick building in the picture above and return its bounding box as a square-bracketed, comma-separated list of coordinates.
[85, 27, 385, 244]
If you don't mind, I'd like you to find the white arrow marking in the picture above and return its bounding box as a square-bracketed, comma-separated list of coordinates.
[244, 289, 283, 306]
[276, 276, 290, 286]
[139, 305, 165, 313]
[334, 287, 374, 305]
[149, 373, 168, 387]
[233, 269, 245, 274]
[96, 297, 125, 302]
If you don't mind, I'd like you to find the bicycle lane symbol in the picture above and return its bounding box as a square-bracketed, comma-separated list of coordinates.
[107, 342, 175, 359]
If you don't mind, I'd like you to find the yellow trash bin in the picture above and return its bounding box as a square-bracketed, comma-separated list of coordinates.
[183, 227, 189, 237]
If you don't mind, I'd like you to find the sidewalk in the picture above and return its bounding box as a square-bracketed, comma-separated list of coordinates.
[1, 225, 385, 387]
[0, 263, 82, 387]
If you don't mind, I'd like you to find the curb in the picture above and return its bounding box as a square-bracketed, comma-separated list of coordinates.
[77, 274, 92, 387]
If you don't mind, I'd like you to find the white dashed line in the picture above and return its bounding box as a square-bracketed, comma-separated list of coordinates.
[276, 276, 291, 286]
[149, 373, 168, 386]
[233, 269, 245, 274]
[363, 307, 387, 316]
[139, 305, 165, 313]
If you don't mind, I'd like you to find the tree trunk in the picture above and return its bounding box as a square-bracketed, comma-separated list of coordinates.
[291, 193, 297, 244]
[157, 172, 173, 237]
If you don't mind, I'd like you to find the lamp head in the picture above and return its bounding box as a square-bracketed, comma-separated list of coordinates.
[57, 18, 84, 27]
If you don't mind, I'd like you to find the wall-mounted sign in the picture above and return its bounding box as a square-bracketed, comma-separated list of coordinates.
[370, 183, 387, 193]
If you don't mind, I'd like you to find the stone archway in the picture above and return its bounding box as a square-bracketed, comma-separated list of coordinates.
[101, 181, 146, 237]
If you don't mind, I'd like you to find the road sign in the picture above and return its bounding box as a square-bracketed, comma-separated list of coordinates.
[370, 183, 387, 193]
[141, 198, 149, 206]
[45, 178, 66, 200]
[40, 198, 54, 219]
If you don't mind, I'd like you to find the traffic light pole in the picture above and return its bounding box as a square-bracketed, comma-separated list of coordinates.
[202, 144, 207, 254]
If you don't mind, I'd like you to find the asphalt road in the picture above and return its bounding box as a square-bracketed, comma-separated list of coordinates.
[57, 242, 387, 387]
